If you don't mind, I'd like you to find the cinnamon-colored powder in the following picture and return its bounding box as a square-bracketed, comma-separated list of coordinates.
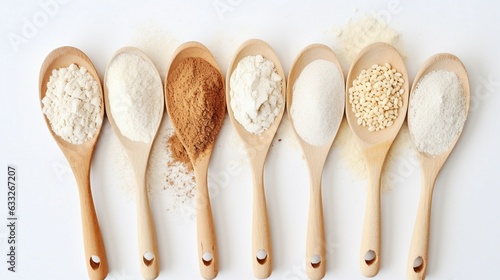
[168, 133, 192, 169]
[166, 57, 225, 160]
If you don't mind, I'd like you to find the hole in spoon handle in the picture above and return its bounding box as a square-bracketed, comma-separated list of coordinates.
[202, 252, 213, 265]
[360, 248, 380, 277]
[199, 249, 218, 279]
[89, 255, 101, 270]
[143, 251, 155, 266]
[413, 256, 425, 273]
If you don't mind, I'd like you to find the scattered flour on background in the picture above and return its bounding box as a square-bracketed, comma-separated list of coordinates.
[147, 116, 196, 217]
[332, 13, 414, 191]
[333, 14, 406, 75]
[131, 22, 180, 78]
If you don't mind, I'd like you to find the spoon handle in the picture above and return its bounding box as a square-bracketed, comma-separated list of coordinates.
[306, 177, 326, 280]
[194, 164, 218, 279]
[73, 162, 108, 280]
[407, 179, 435, 280]
[136, 175, 160, 280]
[360, 167, 381, 277]
[251, 163, 272, 279]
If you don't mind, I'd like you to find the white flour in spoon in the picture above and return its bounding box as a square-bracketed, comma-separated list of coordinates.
[106, 51, 163, 143]
[42, 63, 102, 145]
[408, 70, 467, 156]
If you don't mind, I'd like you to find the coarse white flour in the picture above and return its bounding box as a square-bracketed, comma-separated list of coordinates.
[230, 55, 283, 135]
[291, 59, 345, 146]
[106, 51, 163, 143]
[42, 63, 102, 144]
[408, 70, 467, 156]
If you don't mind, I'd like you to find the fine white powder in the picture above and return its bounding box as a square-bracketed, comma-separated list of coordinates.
[42, 63, 103, 144]
[334, 14, 405, 73]
[409, 70, 466, 156]
[106, 52, 163, 143]
[230, 55, 283, 135]
[290, 59, 345, 146]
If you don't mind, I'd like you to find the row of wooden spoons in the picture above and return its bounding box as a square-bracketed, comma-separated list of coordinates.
[39, 40, 469, 280]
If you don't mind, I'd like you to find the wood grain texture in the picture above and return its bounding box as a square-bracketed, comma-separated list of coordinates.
[407, 53, 470, 280]
[166, 41, 225, 280]
[226, 39, 287, 279]
[104, 47, 163, 280]
[39, 46, 108, 280]
[345, 42, 409, 277]
[287, 44, 345, 280]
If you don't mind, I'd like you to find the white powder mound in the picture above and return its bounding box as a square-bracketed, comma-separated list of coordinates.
[291, 59, 345, 146]
[230, 55, 283, 135]
[409, 70, 467, 156]
[42, 63, 103, 144]
[106, 52, 163, 143]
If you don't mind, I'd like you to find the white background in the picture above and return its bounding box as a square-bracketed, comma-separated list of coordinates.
[1, 0, 499, 279]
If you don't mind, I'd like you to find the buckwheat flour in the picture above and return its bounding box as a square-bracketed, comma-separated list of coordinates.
[166, 57, 225, 160]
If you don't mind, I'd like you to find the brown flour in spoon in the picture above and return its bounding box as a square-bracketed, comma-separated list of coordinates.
[167, 57, 225, 160]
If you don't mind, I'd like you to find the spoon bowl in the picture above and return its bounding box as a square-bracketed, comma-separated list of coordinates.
[103, 47, 163, 280]
[287, 44, 344, 280]
[226, 39, 286, 279]
[39, 46, 108, 280]
[345, 42, 409, 277]
[406, 53, 470, 280]
[165, 41, 225, 280]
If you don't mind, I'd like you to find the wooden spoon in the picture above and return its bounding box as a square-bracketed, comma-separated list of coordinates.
[104, 47, 163, 280]
[286, 44, 344, 280]
[226, 39, 286, 279]
[165, 42, 225, 280]
[39, 46, 108, 280]
[406, 53, 470, 280]
[345, 42, 409, 277]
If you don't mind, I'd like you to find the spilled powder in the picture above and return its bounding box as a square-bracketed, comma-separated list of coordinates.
[98, 120, 135, 200]
[333, 120, 417, 191]
[334, 14, 405, 74]
[98, 113, 196, 214]
[332, 13, 414, 191]
[147, 115, 196, 214]
[132, 21, 180, 78]
[168, 133, 192, 168]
